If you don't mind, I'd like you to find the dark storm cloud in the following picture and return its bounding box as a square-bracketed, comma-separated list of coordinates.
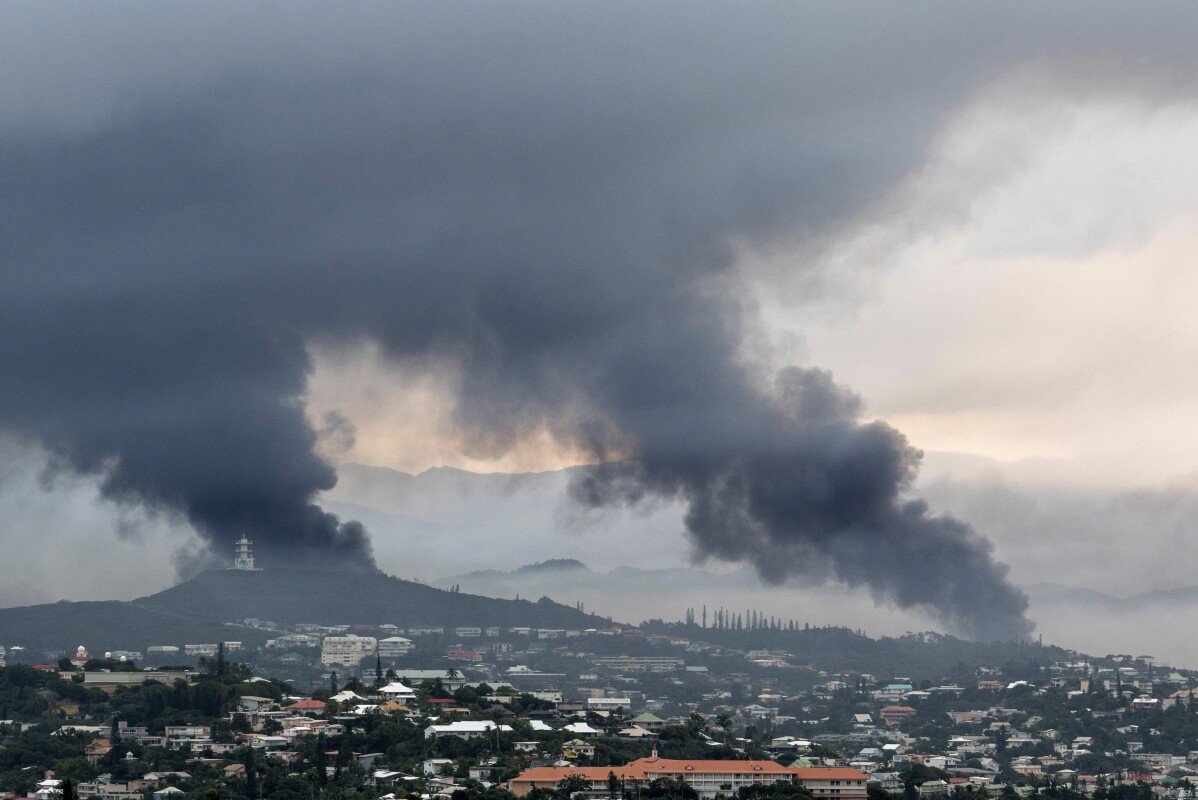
[3, 2, 1197, 636]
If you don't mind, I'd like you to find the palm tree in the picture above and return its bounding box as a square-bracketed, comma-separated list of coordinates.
[716, 714, 732, 746]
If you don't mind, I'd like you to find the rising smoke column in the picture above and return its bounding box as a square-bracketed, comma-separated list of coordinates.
[4, 2, 1196, 635]
[570, 368, 1032, 641]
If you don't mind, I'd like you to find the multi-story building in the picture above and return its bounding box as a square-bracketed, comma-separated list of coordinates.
[587, 697, 632, 711]
[165, 724, 211, 740]
[794, 768, 870, 800]
[508, 758, 868, 800]
[591, 656, 684, 672]
[378, 636, 415, 659]
[320, 634, 377, 667]
[183, 644, 218, 657]
[406, 626, 444, 636]
[880, 705, 917, 726]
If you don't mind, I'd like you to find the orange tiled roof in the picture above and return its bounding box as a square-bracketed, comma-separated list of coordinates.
[640, 758, 800, 775]
[510, 766, 649, 783]
[287, 699, 327, 710]
[511, 759, 848, 785]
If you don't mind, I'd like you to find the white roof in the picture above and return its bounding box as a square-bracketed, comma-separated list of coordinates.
[380, 682, 416, 695]
[330, 690, 365, 702]
[563, 722, 601, 735]
[529, 720, 553, 731]
[619, 726, 655, 737]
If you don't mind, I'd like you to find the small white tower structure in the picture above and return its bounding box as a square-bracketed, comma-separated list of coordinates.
[233, 535, 259, 571]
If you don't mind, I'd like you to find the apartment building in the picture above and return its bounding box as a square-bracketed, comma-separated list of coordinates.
[377, 636, 415, 659]
[320, 634, 377, 667]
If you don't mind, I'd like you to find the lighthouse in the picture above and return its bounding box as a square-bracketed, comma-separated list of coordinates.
[233, 535, 259, 571]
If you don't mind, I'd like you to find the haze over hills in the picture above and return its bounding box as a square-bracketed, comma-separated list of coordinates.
[320, 458, 1198, 663]
[5, 455, 1196, 661]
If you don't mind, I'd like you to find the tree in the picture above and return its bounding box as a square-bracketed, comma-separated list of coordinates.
[314, 732, 328, 786]
[557, 775, 593, 797]
[334, 734, 352, 781]
[61, 778, 75, 800]
[716, 714, 733, 745]
[243, 745, 257, 798]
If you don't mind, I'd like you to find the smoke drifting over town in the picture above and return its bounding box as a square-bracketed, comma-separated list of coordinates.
[4, 3, 1197, 639]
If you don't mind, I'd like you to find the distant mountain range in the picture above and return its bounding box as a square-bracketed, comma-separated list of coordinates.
[323, 462, 691, 583]
[444, 559, 1198, 616]
[1026, 582, 1198, 611]
[0, 567, 611, 654]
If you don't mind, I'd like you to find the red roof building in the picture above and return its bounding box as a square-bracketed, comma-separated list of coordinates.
[508, 758, 867, 799]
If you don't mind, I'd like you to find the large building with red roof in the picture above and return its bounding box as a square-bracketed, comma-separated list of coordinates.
[507, 757, 867, 800]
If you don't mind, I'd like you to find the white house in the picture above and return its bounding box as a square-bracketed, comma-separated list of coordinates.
[424, 721, 512, 740]
[378, 682, 417, 701]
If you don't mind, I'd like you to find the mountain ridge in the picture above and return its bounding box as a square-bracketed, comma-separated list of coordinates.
[0, 567, 615, 653]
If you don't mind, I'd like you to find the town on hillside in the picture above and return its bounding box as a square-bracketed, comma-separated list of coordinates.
[1, 594, 1195, 800]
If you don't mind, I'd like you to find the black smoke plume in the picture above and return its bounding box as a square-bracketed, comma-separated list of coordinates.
[5, 3, 1194, 636]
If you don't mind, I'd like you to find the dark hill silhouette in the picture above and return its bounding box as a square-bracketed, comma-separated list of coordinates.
[135, 568, 608, 628]
[0, 568, 614, 653]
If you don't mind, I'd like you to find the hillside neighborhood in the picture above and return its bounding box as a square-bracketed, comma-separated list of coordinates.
[1, 608, 1196, 800]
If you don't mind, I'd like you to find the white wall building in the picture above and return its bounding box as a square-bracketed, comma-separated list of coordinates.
[321, 634, 377, 667]
[587, 697, 633, 711]
[425, 721, 512, 740]
[377, 636, 414, 659]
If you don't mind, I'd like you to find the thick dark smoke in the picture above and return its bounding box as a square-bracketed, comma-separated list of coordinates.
[571, 369, 1030, 641]
[2, 2, 1196, 636]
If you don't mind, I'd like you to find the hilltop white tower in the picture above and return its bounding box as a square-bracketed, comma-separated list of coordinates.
[233, 535, 259, 571]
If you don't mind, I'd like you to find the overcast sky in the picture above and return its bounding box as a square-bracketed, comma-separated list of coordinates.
[3, 3, 1198, 642]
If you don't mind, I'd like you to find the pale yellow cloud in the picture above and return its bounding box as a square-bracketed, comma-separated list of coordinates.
[305, 342, 596, 474]
[782, 95, 1198, 485]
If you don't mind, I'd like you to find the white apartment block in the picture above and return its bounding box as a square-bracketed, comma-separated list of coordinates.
[320, 634, 377, 667]
[378, 636, 415, 659]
